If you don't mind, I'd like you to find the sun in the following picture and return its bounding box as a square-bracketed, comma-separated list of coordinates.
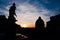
[21, 24, 28, 28]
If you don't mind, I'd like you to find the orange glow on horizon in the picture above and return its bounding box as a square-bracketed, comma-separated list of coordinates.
[16, 22, 35, 28]
[20, 23, 35, 28]
[16, 17, 47, 28]
[21, 24, 28, 28]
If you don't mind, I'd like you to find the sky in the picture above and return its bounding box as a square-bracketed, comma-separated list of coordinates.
[0, 0, 60, 28]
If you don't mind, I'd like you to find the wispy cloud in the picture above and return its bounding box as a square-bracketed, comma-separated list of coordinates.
[42, 0, 50, 4]
[0, 8, 9, 17]
[0, 0, 59, 27]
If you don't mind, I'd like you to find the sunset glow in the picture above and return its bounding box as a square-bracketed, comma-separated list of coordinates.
[16, 22, 35, 28]
[0, 0, 59, 28]
[21, 24, 28, 28]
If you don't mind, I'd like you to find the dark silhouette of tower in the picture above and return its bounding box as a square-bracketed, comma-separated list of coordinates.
[35, 16, 45, 37]
[35, 16, 45, 31]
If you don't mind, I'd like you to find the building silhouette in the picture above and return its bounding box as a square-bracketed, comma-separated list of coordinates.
[46, 14, 60, 36]
[35, 17, 45, 31]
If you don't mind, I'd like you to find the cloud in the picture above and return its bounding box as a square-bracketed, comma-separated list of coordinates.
[42, 0, 50, 4]
[0, 8, 9, 17]
[1, 2, 54, 22]
[15, 3, 53, 27]
[0, 1, 59, 27]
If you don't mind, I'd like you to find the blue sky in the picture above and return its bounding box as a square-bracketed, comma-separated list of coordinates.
[0, 0, 60, 27]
